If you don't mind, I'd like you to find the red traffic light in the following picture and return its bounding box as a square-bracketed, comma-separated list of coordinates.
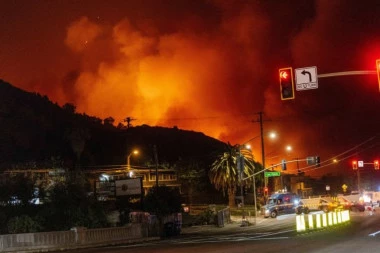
[376, 59, 380, 93]
[374, 160, 379, 170]
[264, 187, 268, 192]
[280, 70, 289, 79]
[279, 67, 295, 100]
[352, 160, 358, 170]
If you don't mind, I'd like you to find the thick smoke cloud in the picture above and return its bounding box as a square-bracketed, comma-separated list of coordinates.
[62, 2, 273, 148]
[0, 0, 379, 175]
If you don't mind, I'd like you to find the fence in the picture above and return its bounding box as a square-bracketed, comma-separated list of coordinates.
[0, 223, 159, 252]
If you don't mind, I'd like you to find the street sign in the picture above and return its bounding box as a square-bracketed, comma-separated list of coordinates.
[295, 66, 318, 91]
[264, 171, 281, 177]
[306, 156, 316, 165]
[358, 161, 364, 167]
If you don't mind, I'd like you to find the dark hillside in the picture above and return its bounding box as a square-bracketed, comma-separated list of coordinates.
[0, 80, 226, 170]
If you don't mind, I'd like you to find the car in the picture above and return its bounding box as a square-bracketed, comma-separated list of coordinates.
[319, 198, 342, 213]
[349, 202, 365, 212]
[295, 200, 310, 215]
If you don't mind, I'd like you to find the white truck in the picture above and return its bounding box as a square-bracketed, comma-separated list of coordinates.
[362, 191, 380, 205]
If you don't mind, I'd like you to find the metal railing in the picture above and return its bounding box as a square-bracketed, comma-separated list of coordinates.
[0, 223, 158, 252]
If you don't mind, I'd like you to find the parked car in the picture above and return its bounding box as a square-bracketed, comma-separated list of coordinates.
[295, 200, 310, 215]
[319, 198, 342, 213]
[349, 202, 365, 212]
[338, 195, 365, 212]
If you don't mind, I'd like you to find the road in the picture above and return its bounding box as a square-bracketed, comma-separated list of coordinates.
[53, 210, 380, 253]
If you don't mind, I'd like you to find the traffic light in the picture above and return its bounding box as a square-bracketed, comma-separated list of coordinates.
[281, 159, 287, 170]
[264, 187, 268, 195]
[352, 160, 358, 170]
[315, 156, 320, 167]
[374, 160, 379, 170]
[279, 67, 295, 100]
[376, 59, 380, 92]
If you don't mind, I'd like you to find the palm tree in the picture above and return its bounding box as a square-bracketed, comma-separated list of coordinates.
[209, 143, 257, 207]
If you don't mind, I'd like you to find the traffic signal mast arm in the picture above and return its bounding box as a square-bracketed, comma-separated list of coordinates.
[242, 158, 308, 181]
[279, 60, 380, 101]
[318, 68, 379, 93]
[318, 70, 376, 78]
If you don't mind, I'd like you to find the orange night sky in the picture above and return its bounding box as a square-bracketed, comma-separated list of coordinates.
[0, 0, 379, 176]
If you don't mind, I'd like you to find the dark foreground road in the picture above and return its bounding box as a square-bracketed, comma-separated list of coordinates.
[53, 210, 380, 253]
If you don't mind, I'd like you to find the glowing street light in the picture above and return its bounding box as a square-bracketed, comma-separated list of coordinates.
[269, 132, 277, 139]
[127, 149, 139, 172]
[286, 145, 292, 152]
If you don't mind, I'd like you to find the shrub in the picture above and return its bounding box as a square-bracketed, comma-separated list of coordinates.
[7, 215, 42, 233]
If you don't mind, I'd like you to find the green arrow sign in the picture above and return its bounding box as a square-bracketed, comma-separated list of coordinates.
[264, 171, 281, 177]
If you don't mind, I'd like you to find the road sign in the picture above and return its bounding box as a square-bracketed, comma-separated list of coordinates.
[264, 171, 281, 177]
[295, 66, 318, 91]
[306, 156, 316, 165]
[358, 161, 364, 167]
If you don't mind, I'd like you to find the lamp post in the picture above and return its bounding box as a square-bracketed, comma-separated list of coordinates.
[242, 131, 277, 220]
[261, 130, 277, 201]
[127, 149, 139, 173]
[285, 145, 303, 196]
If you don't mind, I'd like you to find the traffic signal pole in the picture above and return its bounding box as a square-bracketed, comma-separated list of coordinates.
[279, 61, 380, 101]
[317, 70, 376, 78]
[259, 112, 266, 201]
[242, 158, 309, 180]
[357, 168, 361, 194]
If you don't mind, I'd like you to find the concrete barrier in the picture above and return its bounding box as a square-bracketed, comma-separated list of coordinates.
[296, 210, 350, 232]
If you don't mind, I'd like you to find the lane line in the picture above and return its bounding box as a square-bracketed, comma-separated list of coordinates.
[368, 230, 380, 237]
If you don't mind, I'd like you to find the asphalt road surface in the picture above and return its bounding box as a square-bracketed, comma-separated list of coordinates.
[53, 210, 380, 253]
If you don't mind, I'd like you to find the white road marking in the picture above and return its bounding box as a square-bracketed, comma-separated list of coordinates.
[368, 230, 380, 237]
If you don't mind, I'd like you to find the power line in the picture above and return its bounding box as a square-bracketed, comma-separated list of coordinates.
[299, 135, 379, 173]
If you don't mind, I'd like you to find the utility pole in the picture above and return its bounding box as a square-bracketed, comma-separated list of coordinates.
[252, 111, 267, 201]
[153, 145, 159, 187]
[259, 112, 265, 190]
[357, 168, 361, 193]
[297, 158, 301, 196]
[124, 117, 136, 129]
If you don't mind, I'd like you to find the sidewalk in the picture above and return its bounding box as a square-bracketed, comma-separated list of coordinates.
[181, 215, 266, 235]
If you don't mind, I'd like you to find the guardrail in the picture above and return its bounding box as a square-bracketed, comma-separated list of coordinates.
[296, 210, 350, 232]
[0, 223, 159, 252]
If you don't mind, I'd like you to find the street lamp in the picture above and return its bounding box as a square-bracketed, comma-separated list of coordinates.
[240, 131, 277, 220]
[261, 131, 277, 199]
[127, 149, 139, 172]
[285, 145, 303, 195]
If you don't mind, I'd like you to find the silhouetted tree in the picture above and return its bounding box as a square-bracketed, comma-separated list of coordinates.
[64, 127, 90, 169]
[176, 159, 206, 208]
[62, 103, 76, 114]
[209, 143, 256, 207]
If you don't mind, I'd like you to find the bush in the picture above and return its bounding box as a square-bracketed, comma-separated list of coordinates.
[199, 208, 216, 225]
[7, 215, 42, 233]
